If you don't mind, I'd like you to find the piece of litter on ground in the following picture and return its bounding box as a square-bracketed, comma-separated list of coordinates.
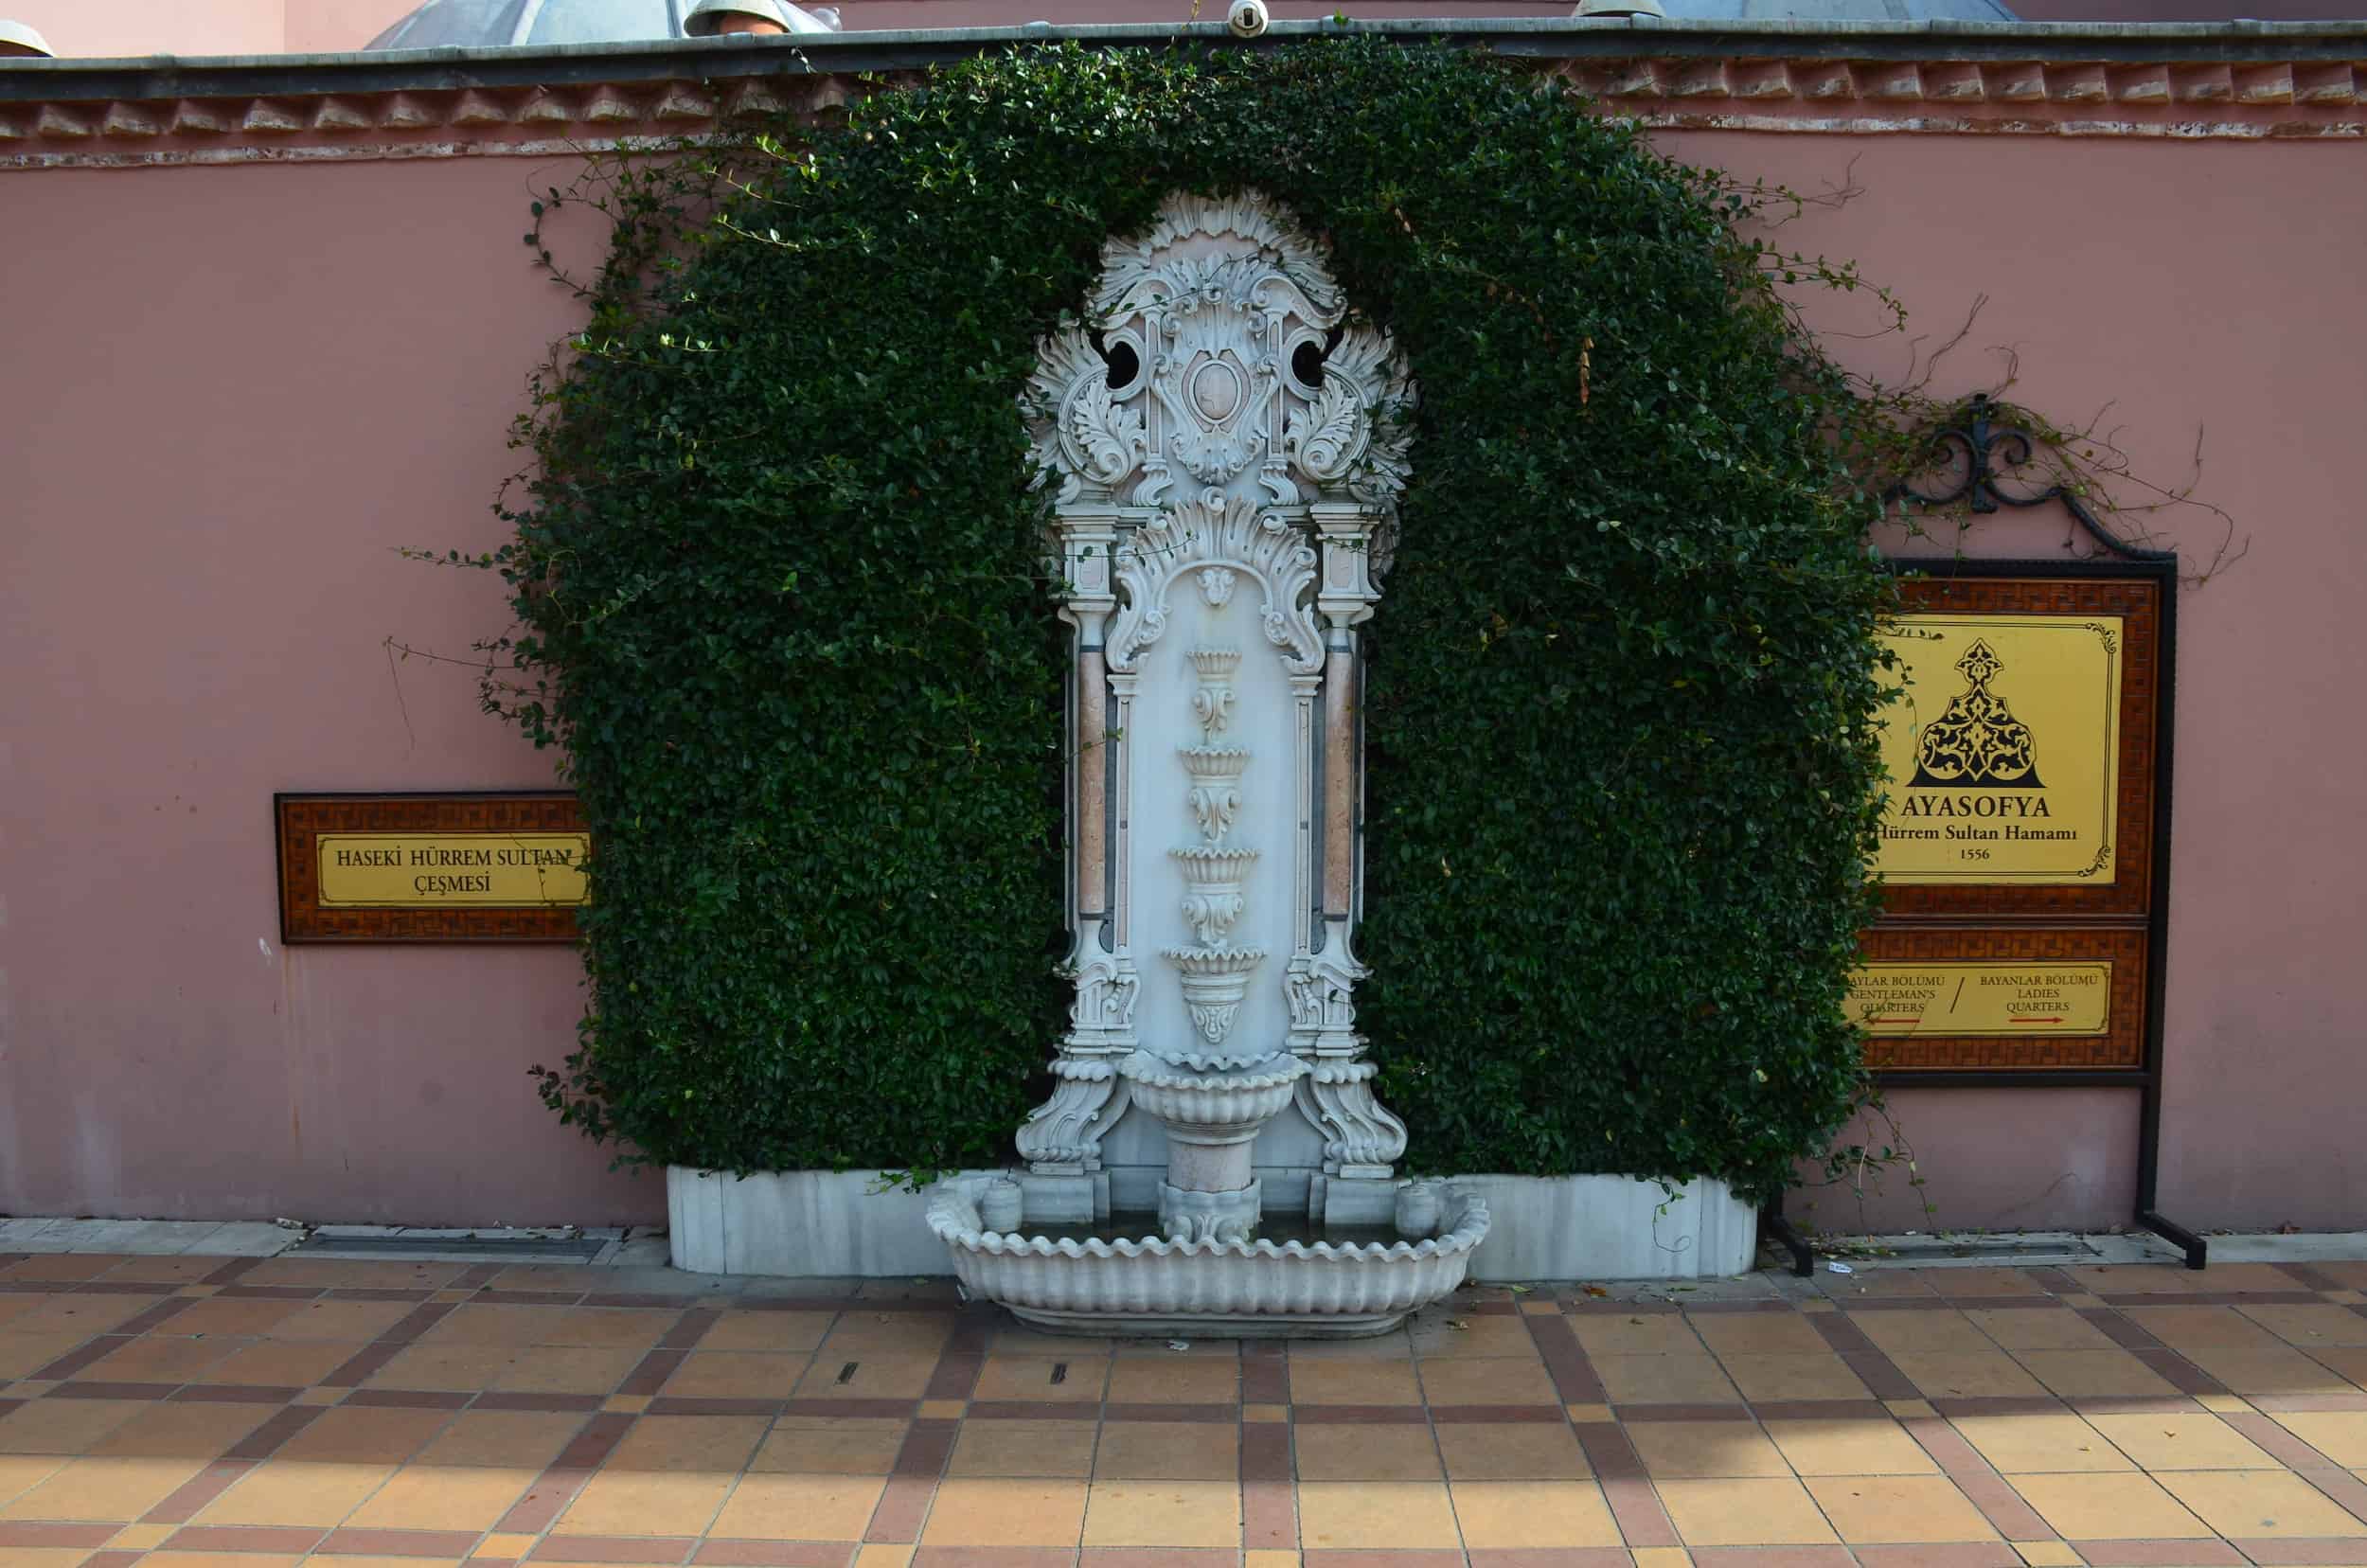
[1826, 1260, 1855, 1274]
[1166, 1340, 1191, 1352]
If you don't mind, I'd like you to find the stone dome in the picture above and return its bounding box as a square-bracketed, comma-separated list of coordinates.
[366, 0, 831, 49]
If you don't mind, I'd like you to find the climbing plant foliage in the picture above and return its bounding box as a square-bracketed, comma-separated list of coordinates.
[495, 40, 1897, 1202]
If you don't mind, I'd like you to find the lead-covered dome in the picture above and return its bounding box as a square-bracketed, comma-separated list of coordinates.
[367, 0, 831, 49]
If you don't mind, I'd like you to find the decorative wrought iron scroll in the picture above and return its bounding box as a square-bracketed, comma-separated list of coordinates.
[1890, 394, 2176, 563]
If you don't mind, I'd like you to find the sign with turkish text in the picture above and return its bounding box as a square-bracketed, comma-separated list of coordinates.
[276, 793, 587, 943]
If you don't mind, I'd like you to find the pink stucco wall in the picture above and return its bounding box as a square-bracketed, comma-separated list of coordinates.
[2, 122, 2358, 1235]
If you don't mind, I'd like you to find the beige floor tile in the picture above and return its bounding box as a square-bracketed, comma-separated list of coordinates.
[1293, 1422, 1443, 1481]
[0, 1552, 124, 1568]
[244, 1259, 462, 1291]
[710, 1471, 888, 1540]
[0, 1454, 66, 1508]
[1628, 1421, 1791, 1478]
[1436, 1421, 1591, 1480]
[1892, 1351, 2052, 1399]
[968, 1354, 1105, 1403]
[1450, 1479, 1621, 1548]
[1094, 1421, 1237, 1480]
[273, 1405, 453, 1464]
[0, 1454, 205, 1521]
[919, 1477, 1089, 1545]
[130, 1556, 308, 1568]
[2004, 1472, 2213, 1539]
[2270, 1411, 2367, 1466]
[266, 1299, 415, 1342]
[1689, 1313, 1831, 1358]
[1417, 1357, 1560, 1405]
[1763, 1417, 1940, 1476]
[1855, 1310, 1992, 1357]
[366, 1344, 519, 1392]
[818, 1312, 955, 1356]
[1951, 1412, 2131, 1474]
[1932, 1270, 2048, 1298]
[0, 1399, 146, 1455]
[2085, 1411, 2281, 1470]
[1715, 1353, 1874, 1402]
[1107, 1356, 1240, 1404]
[702, 1310, 839, 1354]
[948, 1418, 1099, 1479]
[195, 1459, 395, 1525]
[2185, 1346, 2361, 1396]
[2154, 1469, 2367, 1538]
[2014, 1541, 2085, 1567]
[198, 1340, 365, 1386]
[539, 1309, 676, 1349]
[662, 1349, 810, 1399]
[1656, 1476, 1840, 1546]
[603, 1414, 770, 1472]
[559, 1467, 739, 1535]
[490, 1345, 642, 1396]
[990, 1327, 1123, 1357]
[419, 1304, 578, 1346]
[1967, 1309, 2116, 1352]
[0, 1293, 53, 1329]
[5, 1296, 151, 1336]
[1288, 1332, 1415, 1362]
[1297, 1480, 1461, 1548]
[856, 1548, 917, 1568]
[85, 1400, 271, 1460]
[2013, 1348, 2181, 1399]
[2125, 1307, 2286, 1352]
[345, 1464, 538, 1530]
[756, 1416, 911, 1475]
[0, 1332, 88, 1381]
[2241, 1304, 2367, 1350]
[75, 1334, 240, 1384]
[1593, 1353, 1742, 1405]
[1406, 1316, 1544, 1361]
[1569, 1314, 1703, 1357]
[793, 1354, 941, 1400]
[5, 1256, 133, 1283]
[1081, 1478, 1241, 1548]
[1289, 1358, 1423, 1405]
[2316, 1348, 2367, 1391]
[1807, 1474, 2001, 1542]
[155, 1297, 303, 1338]
[412, 1411, 583, 1470]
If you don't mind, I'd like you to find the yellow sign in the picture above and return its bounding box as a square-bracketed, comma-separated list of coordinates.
[315, 833, 590, 907]
[1877, 614, 2122, 884]
[1849, 961, 2113, 1038]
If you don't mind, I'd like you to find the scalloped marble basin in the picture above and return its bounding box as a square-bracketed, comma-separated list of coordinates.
[926, 1176, 1490, 1338]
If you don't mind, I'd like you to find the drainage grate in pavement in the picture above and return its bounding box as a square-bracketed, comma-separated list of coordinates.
[1855, 1233, 2104, 1264]
[291, 1232, 611, 1261]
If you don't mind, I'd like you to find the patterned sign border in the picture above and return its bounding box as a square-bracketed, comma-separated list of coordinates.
[276, 793, 586, 944]
[1857, 926, 2146, 1072]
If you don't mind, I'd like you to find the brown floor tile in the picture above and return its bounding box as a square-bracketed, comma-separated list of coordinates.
[1105, 1359, 1238, 1406]
[1968, 1311, 2118, 1353]
[757, 1417, 913, 1476]
[948, 1418, 1098, 1480]
[192, 1459, 394, 1526]
[796, 1356, 951, 1402]
[0, 1399, 146, 1455]
[1080, 1479, 1240, 1548]
[1949, 1412, 2132, 1474]
[703, 1311, 838, 1355]
[1892, 1353, 2053, 1400]
[154, 1298, 304, 1339]
[72, 1337, 239, 1386]
[604, 1414, 770, 1473]
[196, 1341, 365, 1387]
[664, 1351, 811, 1400]
[1593, 1355, 1741, 1406]
[85, 1402, 273, 1461]
[2082, 1411, 2281, 1470]
[1691, 1315, 1832, 1359]
[2124, 1309, 2287, 1353]
[1435, 1422, 1591, 1481]
[1627, 1423, 1790, 1479]
[2013, 1351, 2181, 1400]
[1857, 1312, 1994, 1358]
[0, 1455, 207, 1521]
[558, 1466, 740, 1536]
[265, 1300, 418, 1343]
[1284, 1334, 1413, 1363]
[1569, 1316, 1702, 1358]
[921, 1478, 1090, 1546]
[711, 1473, 890, 1541]
[1655, 1477, 1840, 1546]
[1762, 1417, 1940, 1476]
[1094, 1423, 1237, 1481]
[2155, 1470, 2367, 1537]
[240, 1259, 463, 1292]
[1806, 1475, 2001, 1543]
[1290, 1360, 1423, 1406]
[1415, 1358, 1560, 1406]
[1451, 1479, 1622, 1548]
[821, 1314, 956, 1358]
[1716, 1355, 1873, 1403]
[344, 1464, 539, 1530]
[1294, 1423, 1443, 1482]
[493, 1346, 644, 1397]
[2003, 1473, 2212, 1539]
[1296, 1480, 1461, 1549]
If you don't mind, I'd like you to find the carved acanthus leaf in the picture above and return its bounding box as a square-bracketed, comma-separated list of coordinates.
[1107, 497, 1322, 675]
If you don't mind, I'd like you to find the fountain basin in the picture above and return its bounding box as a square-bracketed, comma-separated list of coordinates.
[927, 1175, 1490, 1337]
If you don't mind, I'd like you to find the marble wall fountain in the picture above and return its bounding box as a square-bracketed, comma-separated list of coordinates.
[927, 191, 1490, 1335]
